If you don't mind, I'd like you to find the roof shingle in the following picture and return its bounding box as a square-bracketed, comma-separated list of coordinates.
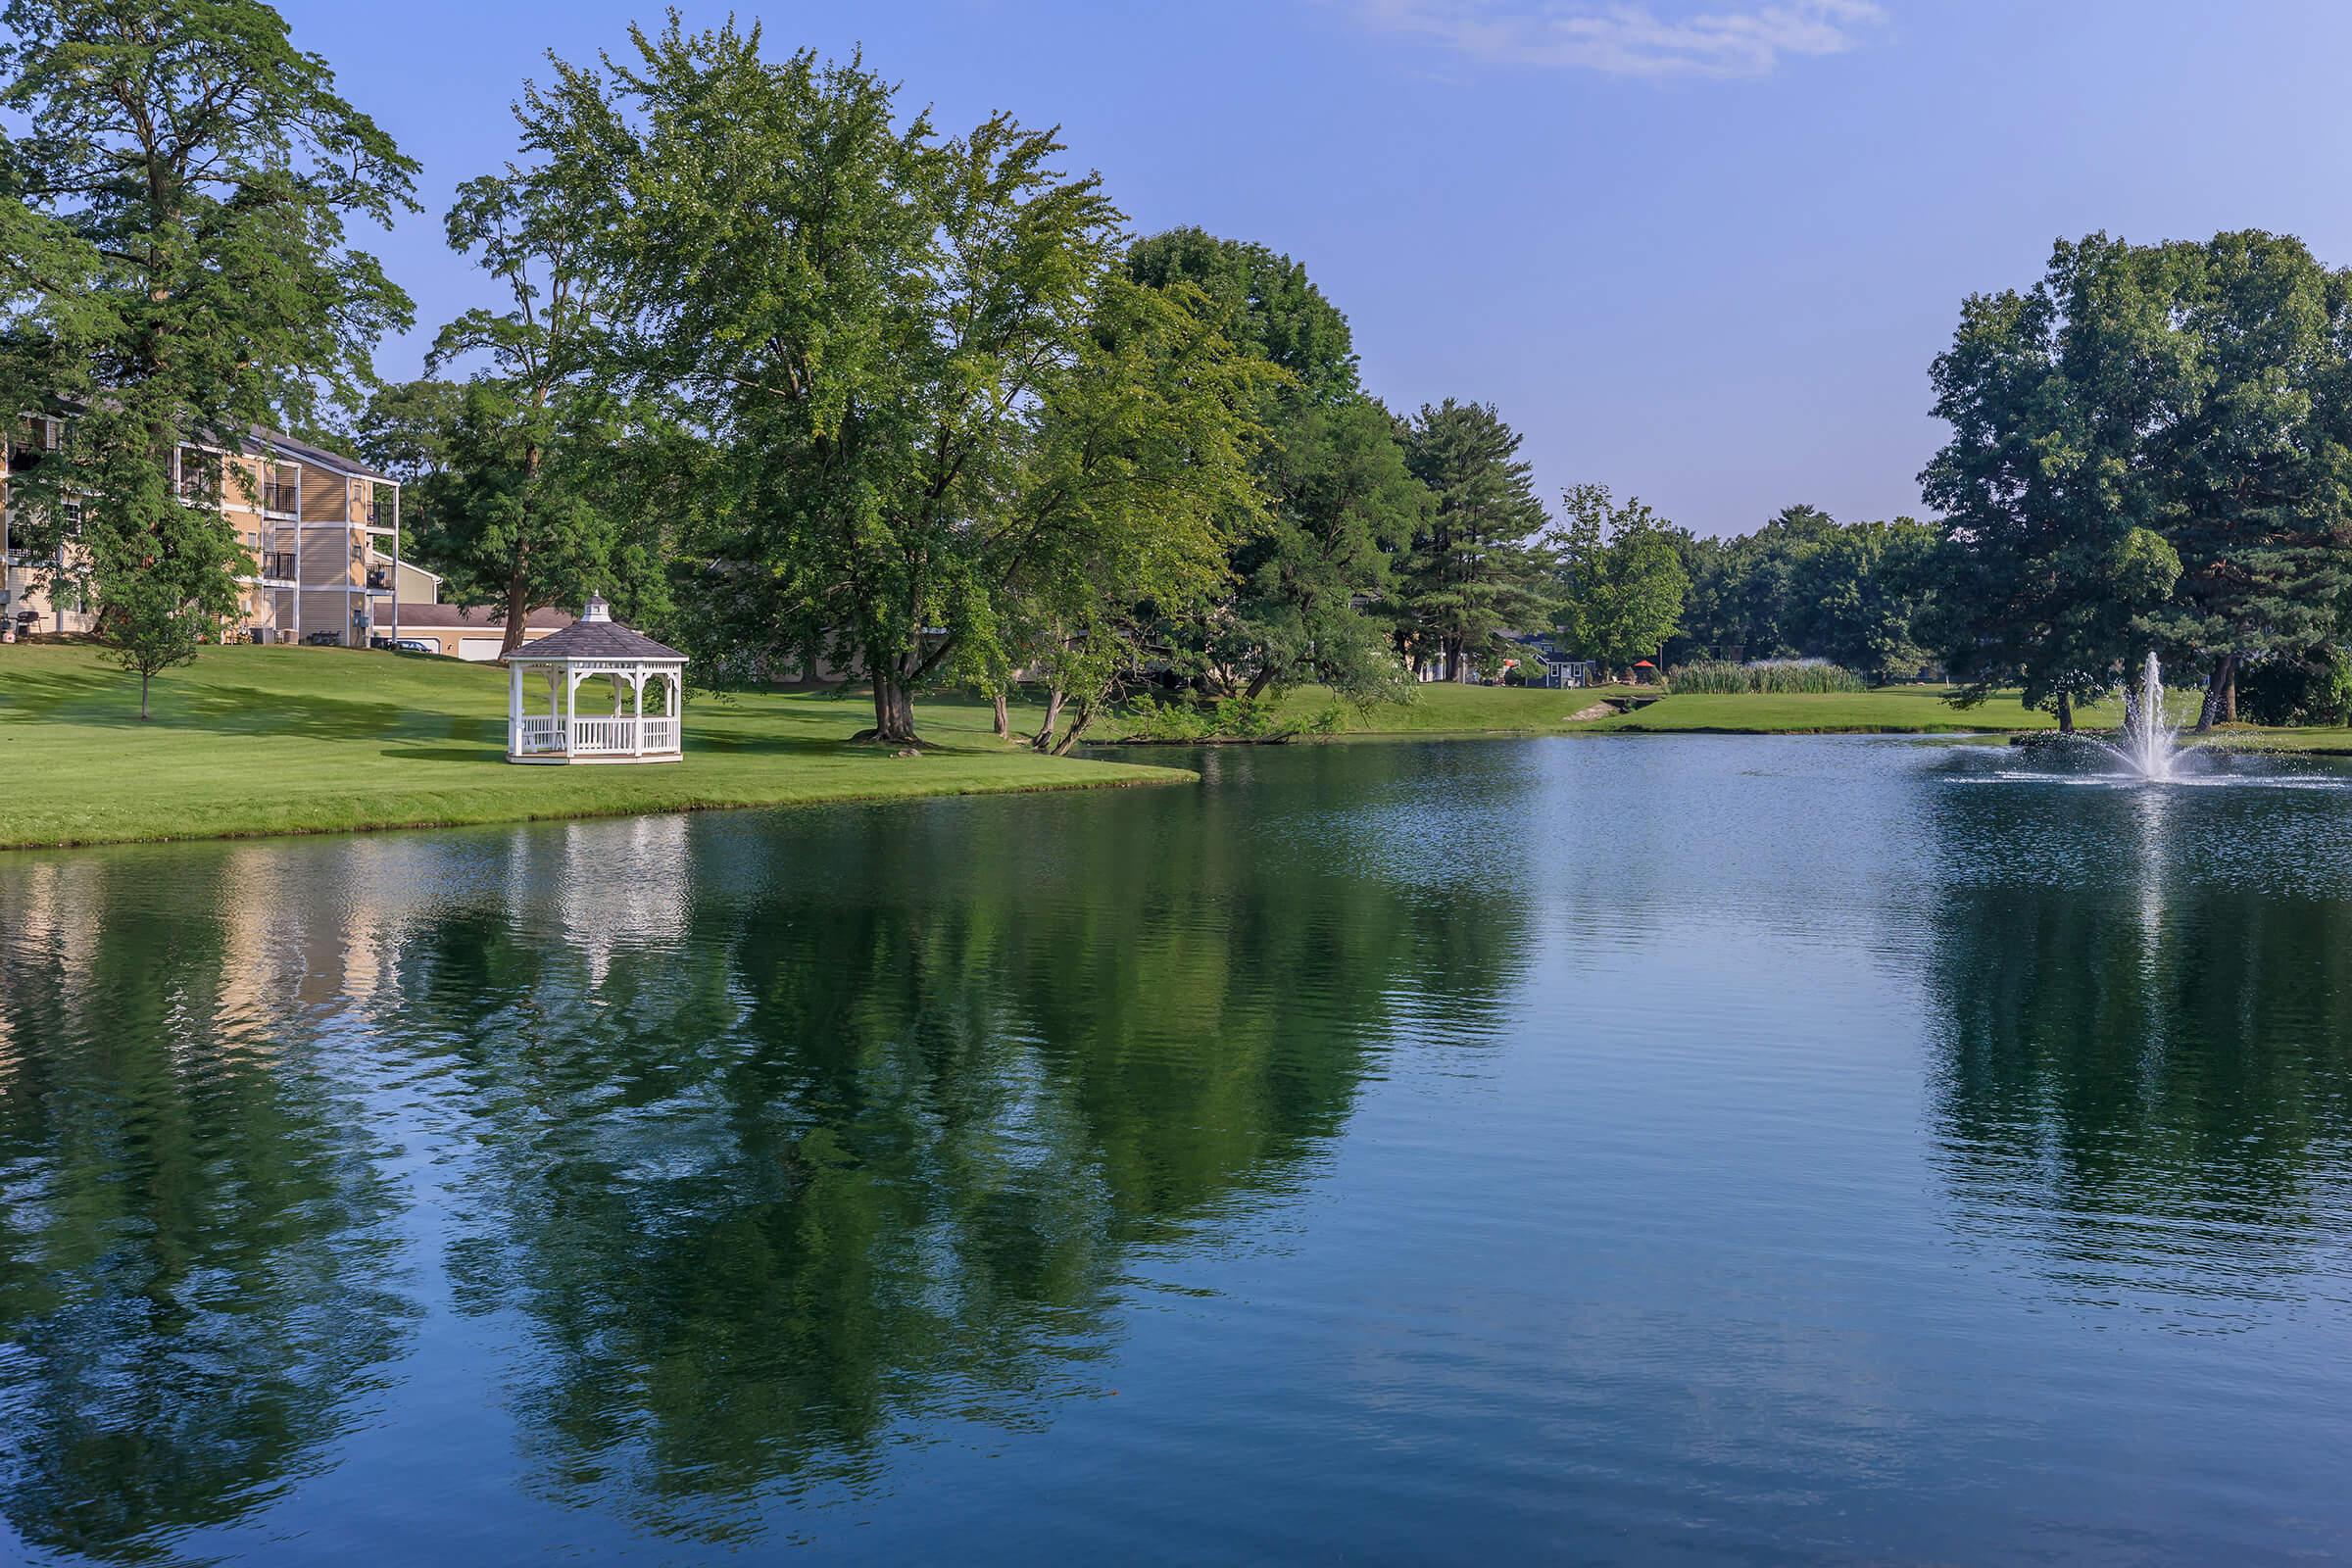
[509, 616, 687, 662]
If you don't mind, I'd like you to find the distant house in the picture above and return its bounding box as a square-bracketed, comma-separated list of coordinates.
[1500, 631, 1598, 689]
[385, 603, 574, 662]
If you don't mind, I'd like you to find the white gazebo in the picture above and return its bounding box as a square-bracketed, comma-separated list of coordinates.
[505, 595, 688, 764]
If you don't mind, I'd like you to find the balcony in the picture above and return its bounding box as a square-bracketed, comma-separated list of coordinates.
[262, 552, 297, 583]
[264, 481, 301, 515]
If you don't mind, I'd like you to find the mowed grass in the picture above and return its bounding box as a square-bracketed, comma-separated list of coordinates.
[0, 644, 1192, 850]
[1087, 680, 2112, 739]
[1585, 686, 2108, 734]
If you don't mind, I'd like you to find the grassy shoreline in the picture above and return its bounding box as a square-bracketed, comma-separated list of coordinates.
[11, 650, 2345, 851]
[0, 645, 1193, 851]
[1091, 681, 2352, 749]
[1087, 682, 2103, 741]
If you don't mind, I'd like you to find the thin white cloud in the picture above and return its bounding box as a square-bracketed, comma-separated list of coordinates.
[1348, 0, 1886, 78]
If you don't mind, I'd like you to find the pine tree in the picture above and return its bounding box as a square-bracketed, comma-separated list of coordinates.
[1395, 400, 1555, 680]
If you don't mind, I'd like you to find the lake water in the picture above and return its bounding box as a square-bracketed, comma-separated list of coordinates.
[4, 736, 2352, 1564]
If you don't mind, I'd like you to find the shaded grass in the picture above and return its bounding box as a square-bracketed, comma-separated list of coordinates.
[0, 645, 1191, 850]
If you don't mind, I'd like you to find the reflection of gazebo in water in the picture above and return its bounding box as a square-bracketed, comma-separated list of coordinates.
[505, 595, 688, 764]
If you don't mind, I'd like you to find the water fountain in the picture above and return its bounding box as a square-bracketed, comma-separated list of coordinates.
[1955, 651, 2351, 792]
[2093, 651, 2185, 782]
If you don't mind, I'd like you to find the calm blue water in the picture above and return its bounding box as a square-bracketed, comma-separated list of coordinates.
[4, 736, 2351, 1563]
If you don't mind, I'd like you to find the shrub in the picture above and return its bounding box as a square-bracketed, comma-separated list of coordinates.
[1211, 696, 1281, 738]
[2238, 647, 2352, 726]
[1125, 694, 1212, 741]
[1120, 693, 1343, 741]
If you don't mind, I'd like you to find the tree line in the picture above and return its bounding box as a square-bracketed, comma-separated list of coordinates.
[7, 4, 2350, 733]
[0, 3, 1677, 734]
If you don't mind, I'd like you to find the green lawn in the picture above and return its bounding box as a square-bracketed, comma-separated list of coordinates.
[1090, 680, 2108, 740]
[1583, 686, 2106, 734]
[0, 644, 1191, 850]
[1084, 679, 2347, 742]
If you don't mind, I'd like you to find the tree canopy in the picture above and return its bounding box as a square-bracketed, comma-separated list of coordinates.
[1922, 229, 2352, 728]
[1554, 484, 1688, 674]
[0, 0, 415, 702]
[1394, 399, 1555, 680]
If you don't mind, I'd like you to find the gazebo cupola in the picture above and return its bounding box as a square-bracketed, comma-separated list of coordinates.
[504, 595, 689, 764]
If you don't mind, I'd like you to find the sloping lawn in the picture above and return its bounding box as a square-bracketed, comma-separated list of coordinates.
[0, 644, 1190, 850]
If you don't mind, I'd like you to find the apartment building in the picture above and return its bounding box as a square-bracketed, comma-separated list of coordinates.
[2, 416, 404, 646]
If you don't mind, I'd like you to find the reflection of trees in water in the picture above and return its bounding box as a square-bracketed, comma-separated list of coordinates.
[385, 775, 1537, 1538]
[0, 856, 415, 1563]
[1923, 793, 2352, 1312]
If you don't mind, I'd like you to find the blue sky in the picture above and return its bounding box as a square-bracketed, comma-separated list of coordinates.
[282, 0, 2352, 538]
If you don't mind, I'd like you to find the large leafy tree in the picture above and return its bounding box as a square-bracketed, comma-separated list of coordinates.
[524, 20, 1260, 740]
[1124, 225, 1359, 400]
[1395, 399, 1554, 679]
[0, 0, 415, 699]
[1920, 235, 2194, 730]
[2143, 230, 2352, 726]
[1010, 276, 1272, 750]
[1215, 394, 1423, 700]
[1553, 483, 1688, 674]
[425, 164, 624, 653]
[1125, 227, 1422, 699]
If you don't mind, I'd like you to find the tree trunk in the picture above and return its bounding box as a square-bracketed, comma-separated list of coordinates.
[1052, 700, 1095, 756]
[868, 667, 919, 744]
[993, 691, 1011, 741]
[2197, 650, 2237, 732]
[500, 556, 532, 658]
[140, 670, 152, 720]
[1243, 665, 1277, 701]
[2055, 690, 2074, 735]
[1031, 684, 1065, 751]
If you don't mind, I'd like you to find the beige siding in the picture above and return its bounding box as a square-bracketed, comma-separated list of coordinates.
[394, 562, 440, 604]
[300, 466, 349, 523]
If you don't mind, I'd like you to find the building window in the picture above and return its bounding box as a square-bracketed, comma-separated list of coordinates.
[176, 449, 220, 502]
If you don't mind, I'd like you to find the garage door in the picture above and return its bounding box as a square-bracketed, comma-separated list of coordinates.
[459, 637, 504, 662]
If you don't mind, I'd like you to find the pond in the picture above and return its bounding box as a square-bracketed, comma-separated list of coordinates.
[4, 736, 2352, 1563]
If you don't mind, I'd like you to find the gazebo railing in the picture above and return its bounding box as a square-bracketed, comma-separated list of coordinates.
[510, 714, 681, 758]
[570, 715, 636, 753]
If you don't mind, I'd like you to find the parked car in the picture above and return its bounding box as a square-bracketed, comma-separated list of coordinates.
[389, 638, 432, 655]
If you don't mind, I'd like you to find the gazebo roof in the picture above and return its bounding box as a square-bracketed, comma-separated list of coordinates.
[507, 596, 686, 663]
